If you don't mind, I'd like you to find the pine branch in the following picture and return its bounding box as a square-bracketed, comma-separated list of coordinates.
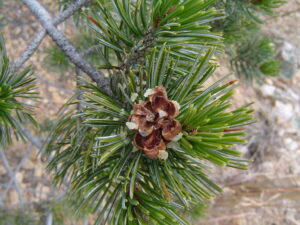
[81, 45, 101, 57]
[88, 0, 223, 71]
[19, 124, 43, 149]
[1, 145, 35, 205]
[45, 46, 254, 224]
[212, 0, 283, 80]
[0, 35, 38, 146]
[229, 35, 280, 80]
[14, 0, 91, 72]
[0, 149, 24, 204]
[41, 1, 256, 224]
[20, 0, 113, 98]
[34, 74, 73, 95]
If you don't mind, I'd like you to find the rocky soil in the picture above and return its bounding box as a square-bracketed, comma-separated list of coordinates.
[200, 1, 300, 224]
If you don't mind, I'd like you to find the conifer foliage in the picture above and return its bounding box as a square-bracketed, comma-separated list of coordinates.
[0, 35, 37, 146]
[214, 0, 284, 80]
[45, 0, 254, 224]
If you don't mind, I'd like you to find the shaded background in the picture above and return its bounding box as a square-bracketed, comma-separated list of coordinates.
[1, 0, 300, 224]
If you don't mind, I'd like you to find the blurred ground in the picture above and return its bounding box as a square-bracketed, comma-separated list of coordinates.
[0, 0, 300, 225]
[200, 1, 300, 224]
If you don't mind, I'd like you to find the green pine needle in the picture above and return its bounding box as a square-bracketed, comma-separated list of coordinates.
[87, 0, 224, 68]
[44, 1, 256, 224]
[0, 35, 37, 146]
[45, 49, 253, 224]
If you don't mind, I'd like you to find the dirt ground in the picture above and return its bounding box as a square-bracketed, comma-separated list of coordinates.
[199, 1, 300, 224]
[0, 1, 300, 225]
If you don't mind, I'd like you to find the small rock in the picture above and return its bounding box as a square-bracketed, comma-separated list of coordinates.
[15, 172, 23, 184]
[36, 183, 51, 199]
[23, 159, 35, 170]
[259, 161, 275, 173]
[281, 42, 298, 63]
[8, 190, 19, 205]
[278, 41, 300, 79]
[0, 165, 6, 175]
[274, 101, 294, 123]
[284, 138, 299, 152]
[261, 84, 276, 97]
[287, 89, 300, 101]
[35, 167, 44, 177]
[278, 130, 285, 137]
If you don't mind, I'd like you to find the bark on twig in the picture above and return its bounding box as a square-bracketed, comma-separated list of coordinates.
[21, 0, 113, 97]
[1, 146, 35, 204]
[14, 0, 91, 72]
[35, 74, 73, 95]
[19, 124, 43, 149]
